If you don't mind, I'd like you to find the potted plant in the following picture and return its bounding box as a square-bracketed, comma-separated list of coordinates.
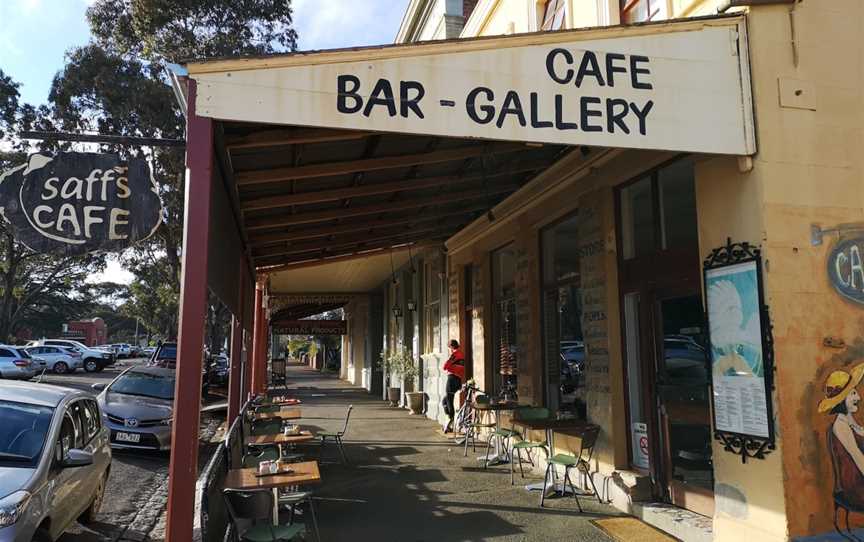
[400, 357, 424, 415]
[379, 349, 409, 406]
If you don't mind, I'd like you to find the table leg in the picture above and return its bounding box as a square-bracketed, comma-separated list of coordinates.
[272, 488, 280, 525]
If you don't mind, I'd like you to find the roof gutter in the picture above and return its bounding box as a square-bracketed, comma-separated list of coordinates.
[717, 0, 796, 13]
[166, 63, 189, 118]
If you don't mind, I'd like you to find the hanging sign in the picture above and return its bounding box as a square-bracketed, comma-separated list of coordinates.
[272, 319, 347, 335]
[703, 240, 775, 463]
[827, 236, 864, 306]
[191, 17, 755, 155]
[0, 153, 163, 256]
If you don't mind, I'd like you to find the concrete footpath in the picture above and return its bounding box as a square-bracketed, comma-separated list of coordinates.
[285, 362, 620, 541]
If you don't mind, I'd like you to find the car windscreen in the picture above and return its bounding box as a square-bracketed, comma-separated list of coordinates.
[109, 371, 175, 400]
[0, 401, 53, 467]
[158, 345, 177, 359]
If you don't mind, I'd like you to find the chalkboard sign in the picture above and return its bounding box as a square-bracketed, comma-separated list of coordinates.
[0, 153, 163, 255]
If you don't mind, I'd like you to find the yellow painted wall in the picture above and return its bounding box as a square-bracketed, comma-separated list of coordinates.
[743, 1, 864, 539]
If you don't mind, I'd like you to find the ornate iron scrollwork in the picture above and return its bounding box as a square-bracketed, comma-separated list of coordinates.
[704, 238, 776, 464]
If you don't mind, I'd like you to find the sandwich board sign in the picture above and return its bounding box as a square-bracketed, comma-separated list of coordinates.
[0, 153, 163, 256]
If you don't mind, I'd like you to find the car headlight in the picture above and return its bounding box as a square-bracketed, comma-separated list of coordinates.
[102, 353, 111, 359]
[0, 491, 31, 527]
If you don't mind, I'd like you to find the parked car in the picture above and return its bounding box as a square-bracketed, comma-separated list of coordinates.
[93, 366, 175, 451]
[110, 344, 132, 359]
[207, 355, 229, 387]
[29, 340, 115, 373]
[0, 347, 39, 380]
[24, 346, 82, 375]
[148, 342, 210, 396]
[0, 380, 111, 542]
[141, 346, 156, 357]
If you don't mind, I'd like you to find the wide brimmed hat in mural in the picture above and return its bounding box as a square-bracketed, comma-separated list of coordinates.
[818, 364, 864, 413]
[0, 153, 163, 256]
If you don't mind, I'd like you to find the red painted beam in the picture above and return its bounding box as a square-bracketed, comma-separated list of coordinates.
[251, 284, 265, 394]
[165, 79, 213, 542]
[227, 259, 247, 424]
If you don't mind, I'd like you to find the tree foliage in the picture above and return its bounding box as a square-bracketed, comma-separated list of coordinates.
[86, 0, 298, 61]
[0, 71, 105, 342]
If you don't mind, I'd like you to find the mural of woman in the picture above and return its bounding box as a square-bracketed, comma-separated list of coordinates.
[819, 364, 864, 514]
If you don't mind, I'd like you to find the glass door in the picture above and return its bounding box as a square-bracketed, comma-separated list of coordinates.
[655, 294, 713, 516]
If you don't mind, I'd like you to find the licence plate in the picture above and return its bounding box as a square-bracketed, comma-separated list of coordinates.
[115, 432, 141, 443]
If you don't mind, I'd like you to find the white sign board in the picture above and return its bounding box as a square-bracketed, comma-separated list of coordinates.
[193, 19, 755, 155]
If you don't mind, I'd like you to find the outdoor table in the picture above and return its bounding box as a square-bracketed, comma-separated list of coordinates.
[473, 400, 522, 465]
[246, 430, 316, 447]
[225, 460, 321, 524]
[261, 395, 302, 406]
[514, 418, 597, 496]
[253, 407, 302, 421]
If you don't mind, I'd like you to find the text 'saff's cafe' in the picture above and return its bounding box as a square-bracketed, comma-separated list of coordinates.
[336, 48, 654, 136]
[31, 167, 132, 241]
[0, 153, 162, 256]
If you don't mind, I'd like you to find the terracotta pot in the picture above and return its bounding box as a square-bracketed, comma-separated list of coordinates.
[406, 391, 425, 415]
[387, 387, 401, 406]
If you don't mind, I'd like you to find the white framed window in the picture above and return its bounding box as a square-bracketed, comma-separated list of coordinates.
[423, 260, 442, 353]
[539, 0, 567, 31]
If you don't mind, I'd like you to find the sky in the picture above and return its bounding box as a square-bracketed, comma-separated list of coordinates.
[0, 0, 410, 283]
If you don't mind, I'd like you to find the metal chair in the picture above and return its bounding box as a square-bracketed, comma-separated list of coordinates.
[510, 407, 551, 484]
[463, 407, 496, 458]
[241, 446, 280, 468]
[540, 425, 602, 510]
[278, 490, 320, 542]
[251, 418, 284, 436]
[320, 405, 353, 464]
[223, 488, 304, 541]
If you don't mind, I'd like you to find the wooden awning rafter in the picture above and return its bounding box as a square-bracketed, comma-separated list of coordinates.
[218, 121, 573, 270]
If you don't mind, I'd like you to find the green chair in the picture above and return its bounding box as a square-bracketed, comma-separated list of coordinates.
[510, 407, 551, 484]
[251, 418, 284, 436]
[320, 405, 353, 464]
[278, 490, 320, 542]
[463, 408, 496, 459]
[223, 488, 304, 541]
[242, 446, 280, 468]
[540, 425, 602, 510]
[255, 405, 283, 414]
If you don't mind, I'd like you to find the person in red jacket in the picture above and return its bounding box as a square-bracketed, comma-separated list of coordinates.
[443, 340, 466, 432]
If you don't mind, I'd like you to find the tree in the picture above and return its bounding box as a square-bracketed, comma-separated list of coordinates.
[0, 71, 105, 342]
[47, 1, 299, 341]
[86, 0, 298, 61]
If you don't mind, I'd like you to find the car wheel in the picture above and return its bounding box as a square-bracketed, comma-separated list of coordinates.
[84, 359, 99, 373]
[53, 361, 69, 374]
[79, 471, 107, 524]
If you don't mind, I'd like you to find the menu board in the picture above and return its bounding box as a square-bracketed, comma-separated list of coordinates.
[705, 260, 770, 438]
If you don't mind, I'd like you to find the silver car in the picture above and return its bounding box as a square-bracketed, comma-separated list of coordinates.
[24, 347, 82, 375]
[94, 367, 174, 451]
[0, 347, 38, 380]
[0, 381, 112, 542]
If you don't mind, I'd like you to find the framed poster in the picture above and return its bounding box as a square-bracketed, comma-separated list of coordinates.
[703, 240, 775, 462]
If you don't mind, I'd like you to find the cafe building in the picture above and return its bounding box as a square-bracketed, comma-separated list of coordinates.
[165, 1, 864, 541]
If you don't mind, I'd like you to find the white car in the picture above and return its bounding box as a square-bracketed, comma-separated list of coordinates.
[24, 346, 83, 375]
[28, 340, 115, 373]
[0, 346, 40, 380]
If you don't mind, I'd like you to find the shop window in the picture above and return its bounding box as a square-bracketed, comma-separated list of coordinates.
[620, 158, 697, 260]
[540, 0, 566, 31]
[423, 260, 441, 354]
[492, 244, 518, 395]
[620, 0, 667, 24]
[620, 176, 655, 260]
[541, 213, 585, 416]
[659, 160, 698, 250]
